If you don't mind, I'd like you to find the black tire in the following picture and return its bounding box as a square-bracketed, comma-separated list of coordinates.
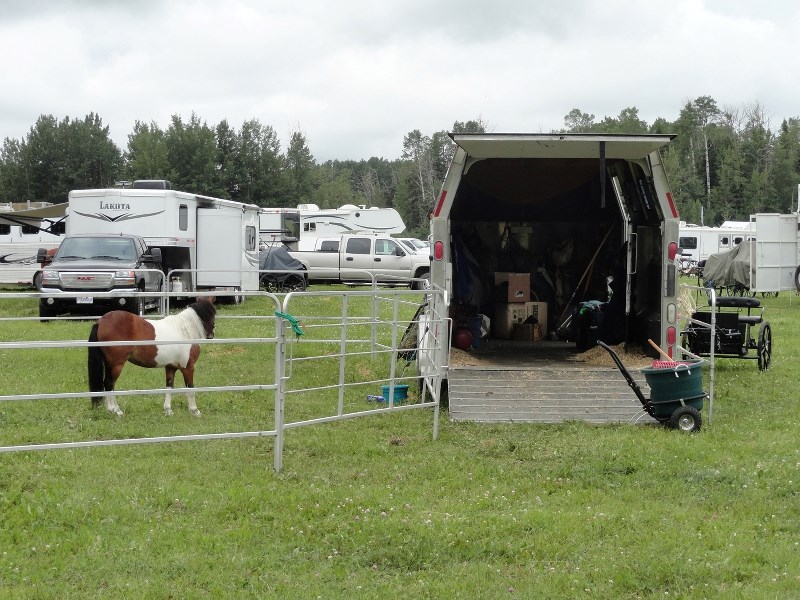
[795, 265, 800, 291]
[261, 275, 279, 293]
[669, 406, 702, 432]
[129, 282, 146, 316]
[32, 271, 43, 291]
[39, 304, 55, 322]
[281, 274, 307, 292]
[757, 322, 772, 371]
[412, 270, 431, 291]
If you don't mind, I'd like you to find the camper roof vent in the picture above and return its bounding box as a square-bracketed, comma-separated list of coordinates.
[133, 180, 172, 190]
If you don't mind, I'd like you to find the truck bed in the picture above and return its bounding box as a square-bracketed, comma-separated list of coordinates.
[446, 339, 658, 425]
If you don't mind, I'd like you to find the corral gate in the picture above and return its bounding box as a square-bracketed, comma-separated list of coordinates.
[0, 283, 448, 473]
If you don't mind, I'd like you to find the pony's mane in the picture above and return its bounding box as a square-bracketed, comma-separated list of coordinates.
[159, 300, 216, 339]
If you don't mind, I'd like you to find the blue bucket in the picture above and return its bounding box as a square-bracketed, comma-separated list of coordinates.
[381, 384, 409, 403]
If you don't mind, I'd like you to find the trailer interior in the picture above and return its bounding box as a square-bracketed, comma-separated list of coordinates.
[449, 155, 666, 359]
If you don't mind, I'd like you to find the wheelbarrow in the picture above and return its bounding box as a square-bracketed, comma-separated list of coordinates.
[597, 341, 707, 432]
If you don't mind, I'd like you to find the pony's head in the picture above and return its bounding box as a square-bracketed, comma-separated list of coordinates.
[190, 298, 217, 339]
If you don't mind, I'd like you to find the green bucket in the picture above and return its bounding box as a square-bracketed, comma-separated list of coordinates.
[641, 360, 705, 417]
[381, 384, 409, 403]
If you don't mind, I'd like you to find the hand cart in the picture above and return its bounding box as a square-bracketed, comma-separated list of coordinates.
[598, 341, 706, 432]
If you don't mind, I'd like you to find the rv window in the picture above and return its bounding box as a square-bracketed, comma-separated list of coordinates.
[345, 237, 371, 255]
[52, 221, 66, 235]
[245, 226, 257, 251]
[0, 224, 9, 235]
[304, 223, 316, 232]
[679, 237, 697, 250]
[179, 205, 188, 231]
[720, 236, 730, 247]
[733, 236, 743, 244]
[21, 224, 38, 235]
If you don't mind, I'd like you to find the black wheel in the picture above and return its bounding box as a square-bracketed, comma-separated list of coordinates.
[795, 265, 800, 292]
[281, 274, 307, 292]
[669, 406, 702, 432]
[757, 322, 772, 371]
[130, 282, 146, 316]
[261, 275, 280, 293]
[39, 304, 55, 322]
[412, 270, 430, 291]
[32, 271, 43, 291]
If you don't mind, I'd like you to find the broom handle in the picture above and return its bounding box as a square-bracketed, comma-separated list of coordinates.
[647, 338, 673, 361]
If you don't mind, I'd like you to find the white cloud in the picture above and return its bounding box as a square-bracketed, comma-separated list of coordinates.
[1, 0, 799, 161]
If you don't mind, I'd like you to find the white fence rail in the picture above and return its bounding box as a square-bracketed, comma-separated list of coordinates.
[0, 279, 448, 472]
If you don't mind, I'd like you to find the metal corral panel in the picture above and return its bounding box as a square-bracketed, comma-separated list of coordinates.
[448, 366, 657, 424]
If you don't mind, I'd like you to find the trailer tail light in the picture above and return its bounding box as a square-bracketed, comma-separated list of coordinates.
[668, 241, 679, 261]
[433, 241, 444, 261]
[666, 326, 677, 358]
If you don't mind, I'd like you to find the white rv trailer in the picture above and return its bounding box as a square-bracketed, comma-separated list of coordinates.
[259, 203, 405, 251]
[678, 221, 755, 265]
[68, 185, 260, 297]
[0, 203, 66, 285]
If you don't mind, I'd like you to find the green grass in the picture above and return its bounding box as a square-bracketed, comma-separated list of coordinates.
[2, 287, 800, 598]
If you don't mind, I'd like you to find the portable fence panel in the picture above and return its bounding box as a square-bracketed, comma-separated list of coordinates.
[0, 283, 449, 472]
[0, 288, 284, 460]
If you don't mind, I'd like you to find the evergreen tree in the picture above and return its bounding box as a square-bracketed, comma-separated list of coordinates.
[285, 130, 315, 204]
[126, 120, 171, 183]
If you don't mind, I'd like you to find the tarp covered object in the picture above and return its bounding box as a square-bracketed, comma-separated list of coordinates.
[258, 244, 307, 290]
[259, 244, 304, 273]
[703, 240, 755, 289]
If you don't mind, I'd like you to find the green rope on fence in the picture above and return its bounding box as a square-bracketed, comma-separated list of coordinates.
[275, 311, 305, 338]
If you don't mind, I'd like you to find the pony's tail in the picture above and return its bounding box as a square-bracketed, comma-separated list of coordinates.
[87, 323, 105, 408]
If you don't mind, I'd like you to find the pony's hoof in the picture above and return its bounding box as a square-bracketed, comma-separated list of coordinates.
[190, 408, 201, 417]
[110, 409, 123, 417]
[164, 409, 174, 416]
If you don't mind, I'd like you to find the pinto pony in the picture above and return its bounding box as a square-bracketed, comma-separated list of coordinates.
[87, 299, 216, 416]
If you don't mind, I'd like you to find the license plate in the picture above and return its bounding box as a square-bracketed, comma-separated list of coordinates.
[76, 297, 93, 304]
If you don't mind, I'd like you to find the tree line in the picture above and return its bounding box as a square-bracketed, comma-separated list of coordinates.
[1, 98, 799, 236]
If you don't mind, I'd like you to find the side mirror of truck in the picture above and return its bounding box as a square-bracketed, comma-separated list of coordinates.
[36, 248, 48, 263]
[395, 247, 406, 257]
[144, 247, 162, 263]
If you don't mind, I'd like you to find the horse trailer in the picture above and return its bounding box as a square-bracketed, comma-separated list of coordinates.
[419, 133, 684, 422]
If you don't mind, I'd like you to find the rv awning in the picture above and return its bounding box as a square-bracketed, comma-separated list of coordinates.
[450, 133, 675, 160]
[0, 203, 68, 230]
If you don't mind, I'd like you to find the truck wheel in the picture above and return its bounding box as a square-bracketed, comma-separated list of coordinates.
[412, 271, 431, 291]
[39, 304, 54, 322]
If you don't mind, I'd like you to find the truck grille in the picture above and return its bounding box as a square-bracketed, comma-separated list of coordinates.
[60, 272, 115, 289]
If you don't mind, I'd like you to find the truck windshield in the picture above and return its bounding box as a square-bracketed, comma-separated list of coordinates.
[58, 237, 136, 260]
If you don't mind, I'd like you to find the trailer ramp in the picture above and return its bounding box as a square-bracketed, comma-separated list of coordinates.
[447, 341, 657, 425]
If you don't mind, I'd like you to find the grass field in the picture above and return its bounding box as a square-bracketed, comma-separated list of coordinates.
[1, 286, 799, 598]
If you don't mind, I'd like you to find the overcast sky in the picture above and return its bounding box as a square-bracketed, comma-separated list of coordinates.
[1, 0, 798, 162]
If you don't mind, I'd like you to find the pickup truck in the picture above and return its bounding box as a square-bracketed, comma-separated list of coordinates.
[289, 234, 430, 289]
[36, 233, 163, 319]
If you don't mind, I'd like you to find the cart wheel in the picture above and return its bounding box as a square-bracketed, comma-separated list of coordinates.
[281, 273, 307, 292]
[669, 406, 702, 432]
[757, 322, 772, 371]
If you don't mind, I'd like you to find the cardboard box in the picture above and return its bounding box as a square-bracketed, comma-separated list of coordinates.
[494, 300, 548, 340]
[512, 322, 543, 341]
[493, 302, 534, 339]
[494, 272, 530, 303]
[529, 301, 548, 336]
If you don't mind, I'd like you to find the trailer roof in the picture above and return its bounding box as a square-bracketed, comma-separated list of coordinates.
[450, 133, 675, 160]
